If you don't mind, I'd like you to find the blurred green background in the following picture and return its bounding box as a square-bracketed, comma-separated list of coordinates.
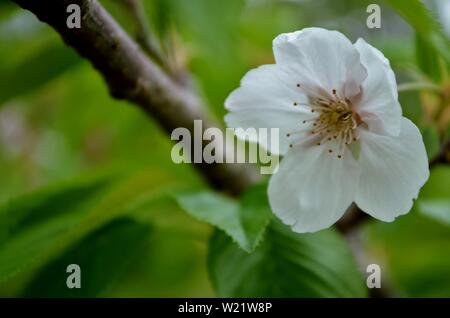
[0, 0, 449, 297]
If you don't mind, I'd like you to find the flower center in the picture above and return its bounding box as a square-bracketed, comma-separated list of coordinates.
[288, 86, 363, 159]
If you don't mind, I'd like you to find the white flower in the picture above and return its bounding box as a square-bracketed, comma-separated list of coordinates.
[225, 28, 430, 233]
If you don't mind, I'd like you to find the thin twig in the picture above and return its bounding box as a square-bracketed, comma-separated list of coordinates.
[119, 0, 192, 87]
[119, 0, 168, 69]
[397, 82, 441, 93]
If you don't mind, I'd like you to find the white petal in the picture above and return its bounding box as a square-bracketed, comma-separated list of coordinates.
[225, 64, 313, 155]
[273, 28, 367, 99]
[268, 144, 360, 233]
[354, 38, 402, 136]
[355, 118, 429, 221]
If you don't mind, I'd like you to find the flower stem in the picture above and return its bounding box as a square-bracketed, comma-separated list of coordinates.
[397, 82, 441, 93]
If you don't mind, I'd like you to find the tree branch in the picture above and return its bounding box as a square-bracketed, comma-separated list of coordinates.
[430, 138, 450, 167]
[336, 204, 369, 234]
[11, 0, 259, 195]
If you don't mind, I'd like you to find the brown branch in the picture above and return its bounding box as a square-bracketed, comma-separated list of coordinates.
[429, 138, 450, 167]
[336, 204, 369, 234]
[11, 0, 259, 195]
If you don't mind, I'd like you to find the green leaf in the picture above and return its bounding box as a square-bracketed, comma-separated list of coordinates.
[0, 168, 191, 283]
[175, 191, 247, 248]
[385, 0, 450, 65]
[175, 183, 272, 253]
[208, 220, 367, 297]
[104, 202, 214, 297]
[415, 34, 444, 81]
[0, 173, 116, 282]
[416, 166, 450, 225]
[238, 183, 273, 251]
[0, 44, 81, 106]
[22, 218, 149, 297]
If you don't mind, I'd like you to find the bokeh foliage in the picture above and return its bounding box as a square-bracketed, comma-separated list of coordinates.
[0, 0, 449, 297]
